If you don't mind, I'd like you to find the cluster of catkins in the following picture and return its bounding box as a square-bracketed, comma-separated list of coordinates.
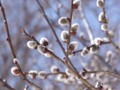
[27, 37, 53, 58]
[10, 0, 113, 90]
[58, 0, 80, 56]
[58, 0, 99, 57]
[97, 0, 114, 36]
[11, 63, 83, 84]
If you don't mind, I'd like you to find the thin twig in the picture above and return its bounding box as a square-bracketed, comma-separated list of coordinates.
[0, 78, 16, 90]
[0, 1, 42, 90]
[86, 70, 120, 79]
[0, 0, 16, 58]
[79, 1, 94, 45]
[36, 0, 65, 54]
[101, 0, 120, 51]
[66, 0, 78, 74]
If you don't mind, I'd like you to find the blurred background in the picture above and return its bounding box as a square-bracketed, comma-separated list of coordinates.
[0, 0, 120, 90]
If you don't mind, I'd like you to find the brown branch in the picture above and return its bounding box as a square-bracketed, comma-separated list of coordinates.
[66, 0, 77, 75]
[22, 29, 65, 64]
[35, 0, 79, 79]
[36, 0, 65, 54]
[100, 0, 120, 51]
[0, 78, 16, 90]
[0, 1, 42, 90]
[23, 29, 97, 90]
[86, 70, 120, 79]
[35, 0, 97, 90]
[0, 0, 16, 58]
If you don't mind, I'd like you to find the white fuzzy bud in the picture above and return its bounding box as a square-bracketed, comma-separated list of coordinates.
[73, 0, 81, 9]
[107, 30, 114, 37]
[71, 23, 79, 35]
[61, 30, 69, 42]
[68, 41, 78, 51]
[79, 32, 85, 39]
[40, 37, 49, 46]
[28, 70, 38, 79]
[102, 37, 110, 43]
[38, 71, 47, 79]
[101, 23, 108, 31]
[44, 49, 53, 58]
[57, 74, 68, 81]
[105, 50, 112, 62]
[65, 69, 73, 76]
[13, 58, 19, 64]
[44, 52, 51, 58]
[37, 45, 48, 54]
[94, 38, 103, 45]
[96, 0, 104, 8]
[50, 65, 59, 73]
[106, 50, 112, 58]
[24, 86, 29, 90]
[11, 66, 20, 76]
[58, 17, 68, 26]
[81, 47, 89, 56]
[90, 45, 99, 54]
[98, 12, 105, 22]
[27, 40, 37, 49]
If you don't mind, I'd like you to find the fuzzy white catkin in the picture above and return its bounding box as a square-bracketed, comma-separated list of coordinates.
[73, 0, 81, 9]
[69, 41, 78, 51]
[65, 69, 73, 76]
[60, 30, 69, 42]
[101, 23, 108, 31]
[28, 70, 38, 79]
[81, 47, 89, 56]
[44, 49, 53, 58]
[106, 50, 112, 57]
[90, 45, 99, 54]
[50, 65, 59, 73]
[11, 66, 19, 76]
[96, 0, 104, 8]
[58, 17, 68, 26]
[107, 30, 114, 37]
[44, 52, 51, 58]
[37, 45, 47, 54]
[98, 12, 105, 22]
[94, 38, 103, 45]
[13, 58, 19, 63]
[38, 71, 47, 79]
[102, 37, 110, 42]
[40, 37, 49, 46]
[57, 74, 68, 82]
[27, 40, 37, 49]
[71, 23, 79, 32]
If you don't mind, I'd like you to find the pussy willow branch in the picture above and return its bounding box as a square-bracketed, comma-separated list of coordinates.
[101, 0, 120, 51]
[85, 70, 120, 79]
[65, 0, 78, 73]
[0, 78, 16, 90]
[35, 0, 78, 78]
[67, 0, 74, 45]
[22, 29, 65, 64]
[23, 29, 97, 90]
[79, 1, 94, 45]
[35, 0, 97, 90]
[0, 1, 16, 58]
[73, 41, 110, 54]
[36, 0, 65, 54]
[0, 1, 42, 90]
